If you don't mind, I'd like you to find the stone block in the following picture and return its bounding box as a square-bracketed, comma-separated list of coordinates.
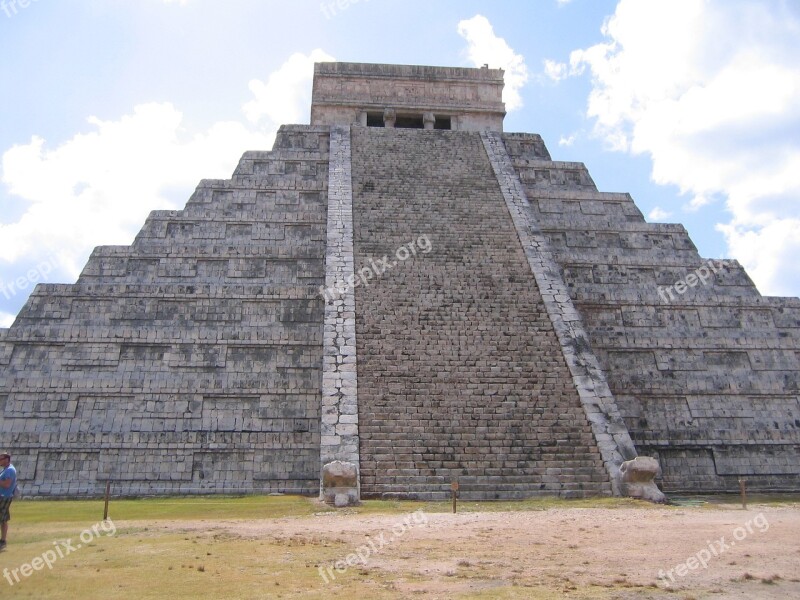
[616, 456, 666, 503]
[321, 460, 359, 507]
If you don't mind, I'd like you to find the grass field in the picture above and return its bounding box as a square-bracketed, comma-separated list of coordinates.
[2, 495, 798, 599]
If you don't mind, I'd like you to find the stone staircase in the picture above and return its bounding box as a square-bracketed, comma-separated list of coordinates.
[503, 133, 800, 492]
[350, 127, 611, 500]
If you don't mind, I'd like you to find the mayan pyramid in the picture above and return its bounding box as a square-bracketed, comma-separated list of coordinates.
[1, 62, 798, 500]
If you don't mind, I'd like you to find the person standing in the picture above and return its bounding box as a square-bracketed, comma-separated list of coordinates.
[0, 451, 17, 551]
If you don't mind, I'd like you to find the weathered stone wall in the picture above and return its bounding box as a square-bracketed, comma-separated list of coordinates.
[481, 131, 637, 493]
[503, 132, 800, 493]
[319, 125, 361, 504]
[350, 126, 612, 500]
[0, 126, 330, 496]
[311, 62, 506, 131]
[1, 76, 797, 500]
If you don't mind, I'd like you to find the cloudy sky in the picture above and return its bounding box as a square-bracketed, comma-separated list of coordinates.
[1, 0, 799, 326]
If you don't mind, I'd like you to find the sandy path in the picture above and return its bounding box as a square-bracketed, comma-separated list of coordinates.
[145, 503, 800, 598]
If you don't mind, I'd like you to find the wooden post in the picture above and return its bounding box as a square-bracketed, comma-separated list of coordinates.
[738, 478, 747, 510]
[103, 481, 111, 521]
[451, 480, 459, 514]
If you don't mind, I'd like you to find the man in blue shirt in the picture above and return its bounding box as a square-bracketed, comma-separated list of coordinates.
[0, 451, 16, 551]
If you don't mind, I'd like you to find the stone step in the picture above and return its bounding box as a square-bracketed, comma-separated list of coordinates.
[351, 126, 611, 499]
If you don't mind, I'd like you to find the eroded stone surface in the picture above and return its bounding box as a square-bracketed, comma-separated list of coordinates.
[1, 61, 798, 499]
[321, 460, 359, 506]
[319, 126, 361, 500]
[500, 132, 800, 494]
[0, 125, 330, 496]
[350, 127, 612, 501]
[311, 62, 505, 131]
[482, 131, 637, 494]
[617, 457, 667, 503]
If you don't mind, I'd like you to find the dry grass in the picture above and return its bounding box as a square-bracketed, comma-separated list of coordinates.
[2, 495, 799, 599]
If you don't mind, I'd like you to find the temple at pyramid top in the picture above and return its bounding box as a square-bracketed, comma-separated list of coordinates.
[310, 61, 506, 131]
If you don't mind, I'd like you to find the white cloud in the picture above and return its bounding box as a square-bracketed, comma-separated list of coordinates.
[717, 218, 800, 297]
[0, 50, 330, 313]
[557, 0, 573, 5]
[0, 312, 14, 328]
[647, 207, 672, 222]
[1, 105, 273, 279]
[244, 49, 335, 126]
[570, 0, 800, 296]
[457, 15, 529, 111]
[558, 133, 577, 147]
[543, 59, 568, 82]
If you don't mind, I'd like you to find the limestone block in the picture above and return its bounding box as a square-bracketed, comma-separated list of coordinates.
[321, 460, 359, 506]
[617, 456, 666, 503]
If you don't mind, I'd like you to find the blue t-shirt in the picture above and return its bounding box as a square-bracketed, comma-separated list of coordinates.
[0, 465, 17, 498]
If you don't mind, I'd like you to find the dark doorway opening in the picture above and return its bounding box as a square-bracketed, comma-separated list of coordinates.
[395, 115, 425, 129]
[366, 113, 385, 127]
[434, 116, 452, 130]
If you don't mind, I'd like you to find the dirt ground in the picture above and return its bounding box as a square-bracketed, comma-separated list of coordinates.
[154, 502, 800, 599]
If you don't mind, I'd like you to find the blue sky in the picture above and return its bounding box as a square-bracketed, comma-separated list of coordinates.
[1, 0, 799, 325]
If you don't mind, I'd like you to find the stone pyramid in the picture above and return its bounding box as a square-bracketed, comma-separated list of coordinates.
[1, 62, 797, 500]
